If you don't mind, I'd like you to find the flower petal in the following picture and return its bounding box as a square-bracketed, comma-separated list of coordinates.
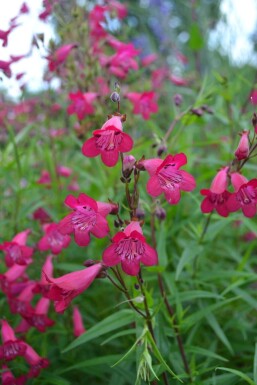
[82, 137, 100, 157]
[102, 244, 120, 266]
[146, 175, 162, 197]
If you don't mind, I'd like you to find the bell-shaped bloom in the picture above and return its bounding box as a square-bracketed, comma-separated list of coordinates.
[142, 154, 196, 205]
[33, 255, 55, 297]
[24, 297, 55, 332]
[43, 263, 103, 312]
[82, 116, 133, 167]
[107, 44, 139, 79]
[0, 229, 33, 267]
[234, 130, 249, 160]
[126, 91, 158, 120]
[103, 222, 158, 276]
[47, 43, 77, 71]
[58, 193, 117, 246]
[23, 344, 49, 378]
[200, 167, 231, 217]
[1, 364, 26, 385]
[33, 207, 51, 224]
[0, 320, 27, 361]
[38, 223, 71, 255]
[0, 264, 29, 295]
[227, 173, 257, 218]
[72, 306, 86, 337]
[9, 281, 36, 316]
[67, 92, 98, 120]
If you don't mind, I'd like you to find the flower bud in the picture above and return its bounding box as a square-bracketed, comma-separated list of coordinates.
[110, 92, 120, 103]
[83, 259, 96, 267]
[135, 207, 145, 220]
[154, 206, 166, 221]
[173, 93, 183, 106]
[122, 154, 136, 178]
[157, 144, 167, 157]
[234, 131, 249, 161]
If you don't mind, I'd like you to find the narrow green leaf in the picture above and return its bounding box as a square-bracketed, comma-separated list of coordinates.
[175, 242, 201, 281]
[58, 355, 124, 374]
[187, 346, 228, 362]
[63, 309, 135, 352]
[205, 313, 233, 354]
[101, 329, 136, 346]
[216, 367, 255, 385]
[254, 343, 257, 384]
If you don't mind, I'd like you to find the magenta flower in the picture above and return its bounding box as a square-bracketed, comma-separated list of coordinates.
[9, 282, 36, 316]
[20, 2, 29, 14]
[234, 130, 249, 160]
[126, 91, 158, 120]
[0, 229, 33, 267]
[107, 44, 139, 78]
[250, 90, 257, 105]
[141, 53, 158, 67]
[108, 0, 127, 19]
[58, 193, 117, 246]
[67, 92, 98, 120]
[1, 364, 26, 385]
[142, 154, 196, 204]
[82, 116, 133, 167]
[23, 344, 49, 378]
[103, 222, 158, 276]
[0, 320, 27, 361]
[38, 223, 71, 255]
[72, 306, 86, 337]
[227, 173, 257, 218]
[169, 73, 188, 86]
[43, 263, 103, 312]
[23, 297, 55, 333]
[200, 167, 231, 217]
[47, 43, 77, 72]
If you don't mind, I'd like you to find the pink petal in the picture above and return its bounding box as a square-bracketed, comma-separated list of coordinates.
[226, 194, 241, 213]
[64, 195, 78, 209]
[146, 175, 162, 197]
[101, 149, 119, 167]
[173, 153, 187, 168]
[78, 193, 98, 210]
[119, 133, 134, 152]
[102, 244, 120, 266]
[101, 116, 122, 131]
[38, 237, 49, 251]
[242, 204, 256, 218]
[141, 244, 158, 266]
[201, 197, 213, 213]
[124, 221, 143, 236]
[58, 213, 74, 235]
[179, 170, 196, 191]
[12, 229, 31, 245]
[74, 229, 91, 246]
[121, 259, 140, 276]
[97, 201, 117, 216]
[82, 137, 100, 157]
[91, 215, 109, 238]
[164, 188, 181, 204]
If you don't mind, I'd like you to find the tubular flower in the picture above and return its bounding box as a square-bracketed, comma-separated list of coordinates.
[58, 193, 118, 246]
[0, 320, 27, 361]
[0, 229, 33, 267]
[82, 116, 133, 167]
[126, 91, 158, 120]
[23, 344, 49, 378]
[200, 167, 231, 217]
[67, 92, 98, 120]
[38, 223, 71, 255]
[227, 173, 257, 218]
[43, 263, 103, 313]
[142, 154, 196, 204]
[234, 130, 250, 160]
[47, 43, 77, 71]
[103, 222, 158, 276]
[1, 364, 26, 385]
[72, 306, 86, 337]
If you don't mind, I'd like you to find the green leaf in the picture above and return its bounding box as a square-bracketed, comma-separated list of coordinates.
[187, 346, 228, 362]
[63, 309, 135, 352]
[205, 312, 233, 354]
[188, 23, 204, 51]
[175, 242, 202, 281]
[216, 367, 255, 385]
[101, 329, 136, 346]
[57, 355, 124, 374]
[254, 343, 257, 384]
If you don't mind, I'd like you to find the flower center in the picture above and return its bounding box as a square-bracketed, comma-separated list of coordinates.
[115, 238, 145, 262]
[158, 165, 182, 190]
[237, 186, 257, 205]
[7, 244, 22, 263]
[3, 341, 26, 360]
[48, 230, 66, 248]
[71, 206, 96, 231]
[95, 130, 122, 151]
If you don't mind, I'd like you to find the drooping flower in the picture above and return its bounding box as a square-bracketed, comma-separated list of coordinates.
[108, 0, 127, 19]
[82, 116, 133, 167]
[200, 167, 231, 217]
[9, 281, 36, 316]
[234, 130, 249, 160]
[142, 154, 196, 204]
[0, 320, 27, 361]
[107, 44, 139, 78]
[67, 92, 98, 120]
[126, 91, 158, 120]
[47, 43, 77, 72]
[20, 2, 29, 14]
[0, 229, 33, 267]
[23, 297, 55, 332]
[72, 306, 86, 337]
[23, 343, 49, 378]
[58, 193, 118, 246]
[1, 364, 26, 385]
[38, 223, 71, 255]
[32, 207, 51, 224]
[103, 222, 158, 276]
[43, 263, 103, 312]
[227, 173, 257, 218]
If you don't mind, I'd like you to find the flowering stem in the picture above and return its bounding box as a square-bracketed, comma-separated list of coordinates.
[163, 107, 192, 144]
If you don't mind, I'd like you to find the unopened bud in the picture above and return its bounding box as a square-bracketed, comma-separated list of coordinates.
[155, 206, 166, 221]
[201, 105, 213, 114]
[173, 93, 183, 106]
[191, 108, 204, 117]
[122, 154, 136, 178]
[135, 207, 145, 220]
[110, 92, 120, 103]
[134, 283, 140, 290]
[157, 144, 167, 157]
[252, 113, 257, 128]
[83, 259, 95, 267]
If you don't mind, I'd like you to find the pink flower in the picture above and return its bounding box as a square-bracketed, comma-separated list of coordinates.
[1, 364, 26, 385]
[20, 2, 29, 14]
[56, 165, 72, 177]
[89, 5, 108, 39]
[227, 173, 257, 218]
[23, 344, 49, 378]
[58, 193, 118, 246]
[37, 170, 51, 186]
[126, 91, 158, 120]
[23, 298, 55, 332]
[9, 281, 36, 316]
[0, 229, 33, 267]
[32, 207, 51, 224]
[0, 320, 27, 361]
[47, 43, 77, 72]
[169, 73, 188, 86]
[82, 116, 133, 167]
[200, 167, 231, 217]
[142, 154, 196, 204]
[151, 68, 168, 88]
[67, 92, 98, 120]
[105, 44, 139, 78]
[250, 90, 257, 105]
[38, 223, 71, 255]
[43, 263, 103, 312]
[141, 53, 158, 67]
[72, 306, 86, 337]
[103, 222, 158, 276]
[108, 0, 127, 19]
[234, 131, 249, 160]
[0, 60, 12, 78]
